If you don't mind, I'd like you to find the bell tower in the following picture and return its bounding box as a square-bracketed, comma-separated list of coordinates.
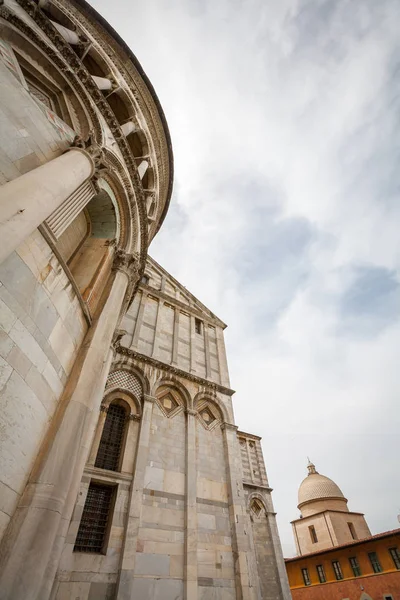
[291, 461, 372, 555]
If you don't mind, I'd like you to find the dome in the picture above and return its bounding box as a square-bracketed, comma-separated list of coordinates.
[298, 462, 347, 508]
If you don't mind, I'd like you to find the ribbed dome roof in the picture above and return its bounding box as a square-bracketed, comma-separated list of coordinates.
[298, 462, 347, 508]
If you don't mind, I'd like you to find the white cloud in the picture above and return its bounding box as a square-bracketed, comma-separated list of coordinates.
[93, 0, 400, 554]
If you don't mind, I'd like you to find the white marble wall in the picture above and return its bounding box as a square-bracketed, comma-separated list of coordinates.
[0, 230, 87, 539]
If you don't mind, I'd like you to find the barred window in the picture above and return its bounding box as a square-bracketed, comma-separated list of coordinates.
[74, 483, 114, 553]
[349, 556, 362, 577]
[368, 551, 382, 573]
[332, 560, 343, 580]
[389, 547, 400, 570]
[316, 564, 326, 583]
[301, 568, 311, 586]
[95, 403, 127, 471]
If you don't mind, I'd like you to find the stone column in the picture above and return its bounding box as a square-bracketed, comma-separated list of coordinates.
[86, 405, 108, 466]
[172, 306, 180, 365]
[130, 289, 147, 348]
[184, 409, 198, 599]
[152, 298, 164, 358]
[0, 251, 139, 600]
[115, 394, 155, 600]
[0, 148, 94, 265]
[204, 322, 211, 379]
[190, 314, 197, 373]
[222, 423, 258, 600]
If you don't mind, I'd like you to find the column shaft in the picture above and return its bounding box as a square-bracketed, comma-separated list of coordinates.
[0, 148, 94, 265]
[184, 410, 198, 599]
[0, 267, 129, 600]
[222, 424, 258, 600]
[116, 395, 155, 600]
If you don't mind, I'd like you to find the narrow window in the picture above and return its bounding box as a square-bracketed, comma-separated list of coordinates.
[195, 318, 202, 334]
[74, 483, 114, 553]
[349, 556, 362, 577]
[141, 274, 149, 285]
[316, 564, 326, 583]
[309, 525, 318, 543]
[348, 522, 357, 540]
[389, 547, 400, 569]
[95, 403, 127, 471]
[368, 551, 382, 573]
[332, 560, 343, 580]
[301, 568, 311, 586]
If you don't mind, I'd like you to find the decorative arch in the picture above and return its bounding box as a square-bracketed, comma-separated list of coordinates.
[151, 377, 191, 409]
[153, 383, 187, 419]
[105, 369, 143, 403]
[193, 395, 225, 431]
[109, 361, 150, 396]
[247, 492, 268, 515]
[102, 389, 141, 417]
[193, 391, 229, 424]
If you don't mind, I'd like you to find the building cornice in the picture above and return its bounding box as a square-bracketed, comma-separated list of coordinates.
[291, 508, 366, 525]
[115, 345, 235, 396]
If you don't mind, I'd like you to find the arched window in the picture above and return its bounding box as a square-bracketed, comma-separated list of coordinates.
[95, 403, 127, 471]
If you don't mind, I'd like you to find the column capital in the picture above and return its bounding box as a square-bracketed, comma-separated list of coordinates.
[128, 413, 141, 421]
[186, 409, 197, 416]
[221, 422, 238, 432]
[143, 394, 157, 404]
[71, 132, 103, 173]
[112, 250, 140, 281]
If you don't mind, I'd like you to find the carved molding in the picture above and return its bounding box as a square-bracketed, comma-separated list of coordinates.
[3, 0, 149, 261]
[54, 0, 172, 230]
[115, 346, 235, 397]
[143, 394, 157, 404]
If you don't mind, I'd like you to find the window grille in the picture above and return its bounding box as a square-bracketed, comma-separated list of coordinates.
[95, 403, 127, 471]
[332, 560, 343, 580]
[349, 556, 362, 577]
[74, 483, 113, 553]
[368, 551, 383, 573]
[301, 568, 311, 586]
[316, 564, 326, 583]
[389, 547, 400, 570]
[105, 370, 142, 398]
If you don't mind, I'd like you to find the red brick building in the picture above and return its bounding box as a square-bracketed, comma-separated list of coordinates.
[286, 528, 400, 600]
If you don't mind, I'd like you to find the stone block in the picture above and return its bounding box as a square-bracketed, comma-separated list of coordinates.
[135, 553, 170, 576]
[198, 513, 216, 531]
[88, 582, 115, 600]
[7, 345, 32, 379]
[49, 318, 76, 373]
[8, 319, 48, 373]
[0, 296, 17, 334]
[25, 364, 57, 415]
[153, 578, 183, 600]
[0, 355, 13, 391]
[0, 370, 47, 492]
[0, 252, 37, 315]
[0, 330, 13, 359]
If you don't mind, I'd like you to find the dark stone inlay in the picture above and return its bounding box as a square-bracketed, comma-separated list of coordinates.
[143, 488, 185, 501]
[196, 497, 229, 508]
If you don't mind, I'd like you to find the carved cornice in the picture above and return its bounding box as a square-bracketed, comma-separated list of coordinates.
[58, 0, 173, 234]
[221, 423, 238, 432]
[115, 346, 235, 397]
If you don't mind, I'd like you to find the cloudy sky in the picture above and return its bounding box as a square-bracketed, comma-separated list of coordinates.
[93, 0, 400, 555]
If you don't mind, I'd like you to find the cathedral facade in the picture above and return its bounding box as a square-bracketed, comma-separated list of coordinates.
[0, 1, 290, 598]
